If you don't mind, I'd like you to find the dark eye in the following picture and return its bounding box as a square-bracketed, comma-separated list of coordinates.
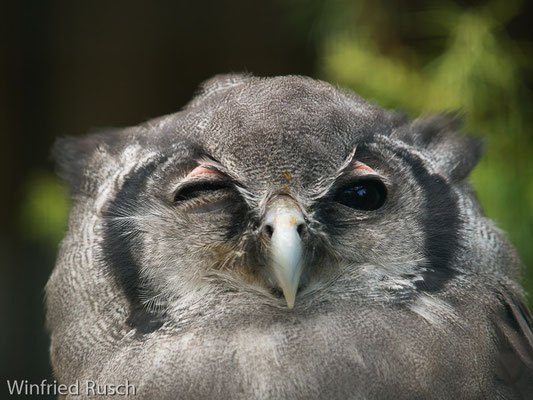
[174, 181, 230, 202]
[334, 179, 387, 211]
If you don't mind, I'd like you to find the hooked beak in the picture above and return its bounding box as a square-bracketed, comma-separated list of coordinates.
[263, 196, 305, 308]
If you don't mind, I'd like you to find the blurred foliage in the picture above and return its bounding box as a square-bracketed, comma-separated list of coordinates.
[313, 0, 533, 298]
[17, 0, 533, 308]
[19, 170, 69, 252]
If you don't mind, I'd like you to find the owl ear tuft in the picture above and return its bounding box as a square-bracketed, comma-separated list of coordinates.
[393, 113, 484, 181]
[52, 129, 125, 197]
[185, 73, 253, 109]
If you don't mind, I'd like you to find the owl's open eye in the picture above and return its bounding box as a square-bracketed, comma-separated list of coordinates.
[333, 179, 387, 211]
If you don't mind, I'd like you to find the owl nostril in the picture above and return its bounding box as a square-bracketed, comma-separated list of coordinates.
[264, 224, 274, 238]
[263, 222, 306, 239]
[296, 223, 305, 238]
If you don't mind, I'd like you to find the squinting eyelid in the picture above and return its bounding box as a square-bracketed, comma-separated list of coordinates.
[352, 161, 375, 173]
[174, 176, 228, 193]
[186, 165, 222, 179]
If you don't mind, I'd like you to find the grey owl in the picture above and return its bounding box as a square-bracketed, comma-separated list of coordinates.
[46, 74, 533, 399]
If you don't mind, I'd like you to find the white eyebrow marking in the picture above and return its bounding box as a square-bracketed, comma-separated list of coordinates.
[336, 145, 358, 175]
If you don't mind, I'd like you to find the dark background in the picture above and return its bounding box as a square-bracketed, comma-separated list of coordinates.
[1, 1, 532, 397]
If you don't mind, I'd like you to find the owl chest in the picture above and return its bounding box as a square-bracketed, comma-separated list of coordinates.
[143, 309, 496, 399]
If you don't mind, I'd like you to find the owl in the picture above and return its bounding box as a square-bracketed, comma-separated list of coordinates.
[46, 74, 532, 399]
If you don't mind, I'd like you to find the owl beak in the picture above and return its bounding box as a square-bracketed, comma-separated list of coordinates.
[263, 197, 305, 309]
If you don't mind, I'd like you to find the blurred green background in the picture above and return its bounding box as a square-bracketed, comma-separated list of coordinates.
[1, 0, 532, 395]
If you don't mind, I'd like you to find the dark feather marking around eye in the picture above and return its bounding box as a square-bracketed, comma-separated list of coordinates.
[102, 159, 166, 334]
[358, 142, 461, 293]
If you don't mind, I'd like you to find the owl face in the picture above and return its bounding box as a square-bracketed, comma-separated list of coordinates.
[98, 76, 473, 314]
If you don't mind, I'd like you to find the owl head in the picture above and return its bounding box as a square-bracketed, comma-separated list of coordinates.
[52, 74, 518, 328]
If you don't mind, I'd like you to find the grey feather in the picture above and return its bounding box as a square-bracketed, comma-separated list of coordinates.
[47, 74, 532, 399]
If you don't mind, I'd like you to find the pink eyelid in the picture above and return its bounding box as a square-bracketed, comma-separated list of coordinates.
[186, 165, 221, 178]
[187, 162, 373, 178]
[352, 161, 375, 173]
